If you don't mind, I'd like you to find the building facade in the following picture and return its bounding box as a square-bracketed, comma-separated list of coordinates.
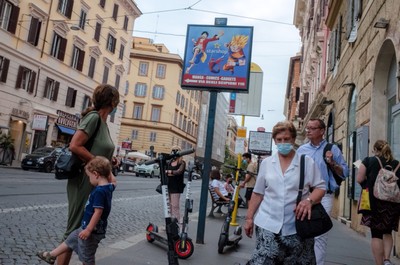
[0, 0, 141, 162]
[293, 0, 400, 255]
[119, 37, 200, 157]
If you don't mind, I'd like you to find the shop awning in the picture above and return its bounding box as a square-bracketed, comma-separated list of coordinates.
[56, 125, 76, 135]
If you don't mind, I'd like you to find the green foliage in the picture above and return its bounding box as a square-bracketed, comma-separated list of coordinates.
[0, 132, 14, 150]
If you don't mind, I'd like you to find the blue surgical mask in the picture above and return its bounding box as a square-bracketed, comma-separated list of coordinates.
[109, 107, 117, 116]
[276, 143, 293, 155]
[242, 159, 247, 165]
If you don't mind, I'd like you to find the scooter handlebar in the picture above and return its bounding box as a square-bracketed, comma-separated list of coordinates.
[144, 148, 195, 165]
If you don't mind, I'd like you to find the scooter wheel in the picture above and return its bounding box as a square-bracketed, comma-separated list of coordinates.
[175, 238, 194, 259]
[218, 234, 227, 254]
[146, 223, 158, 243]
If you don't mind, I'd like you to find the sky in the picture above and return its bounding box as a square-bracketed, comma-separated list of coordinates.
[132, 0, 301, 136]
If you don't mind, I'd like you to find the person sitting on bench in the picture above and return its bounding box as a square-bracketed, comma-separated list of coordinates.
[210, 169, 230, 202]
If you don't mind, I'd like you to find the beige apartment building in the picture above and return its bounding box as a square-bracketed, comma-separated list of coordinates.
[0, 0, 141, 162]
[119, 37, 200, 157]
[293, 0, 400, 255]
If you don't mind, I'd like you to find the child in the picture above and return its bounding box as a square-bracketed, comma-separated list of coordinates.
[37, 156, 117, 265]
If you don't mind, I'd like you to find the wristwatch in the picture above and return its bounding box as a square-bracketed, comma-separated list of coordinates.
[306, 197, 314, 205]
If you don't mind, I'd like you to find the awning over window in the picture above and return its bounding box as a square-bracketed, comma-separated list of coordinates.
[56, 125, 76, 135]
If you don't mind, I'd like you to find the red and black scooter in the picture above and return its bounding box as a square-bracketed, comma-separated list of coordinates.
[145, 148, 195, 264]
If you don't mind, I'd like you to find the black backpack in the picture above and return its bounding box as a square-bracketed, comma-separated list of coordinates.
[323, 143, 343, 187]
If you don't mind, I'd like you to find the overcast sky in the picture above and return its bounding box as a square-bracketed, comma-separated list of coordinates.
[132, 0, 301, 137]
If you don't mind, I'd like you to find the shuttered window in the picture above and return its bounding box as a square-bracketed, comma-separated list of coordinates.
[65, 87, 77, 107]
[0, 56, 10, 83]
[50, 33, 67, 61]
[88, 57, 96, 78]
[15, 66, 36, 93]
[94, 22, 101, 42]
[43, 77, 59, 101]
[71, 45, 85, 72]
[27, 17, 41, 46]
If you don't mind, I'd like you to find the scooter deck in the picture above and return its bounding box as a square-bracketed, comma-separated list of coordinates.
[227, 235, 242, 245]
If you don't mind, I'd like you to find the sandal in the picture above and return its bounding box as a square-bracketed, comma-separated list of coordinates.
[36, 251, 56, 265]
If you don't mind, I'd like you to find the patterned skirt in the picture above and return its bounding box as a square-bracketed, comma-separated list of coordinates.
[247, 226, 316, 265]
[361, 199, 400, 231]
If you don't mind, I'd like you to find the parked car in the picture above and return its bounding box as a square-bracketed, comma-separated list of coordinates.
[119, 159, 136, 173]
[21, 147, 62, 173]
[135, 163, 160, 178]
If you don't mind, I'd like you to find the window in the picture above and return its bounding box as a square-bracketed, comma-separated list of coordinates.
[179, 113, 183, 129]
[106, 34, 116, 53]
[174, 110, 178, 126]
[156, 64, 166, 78]
[65, 87, 77, 107]
[88, 57, 96, 78]
[0, 0, 19, 34]
[79, 9, 87, 30]
[27, 17, 41, 46]
[115, 74, 120, 90]
[51, 33, 67, 61]
[122, 101, 126, 117]
[138, 61, 148, 76]
[119, 44, 125, 60]
[346, 0, 362, 43]
[57, 0, 73, 18]
[152, 86, 164, 100]
[82, 95, 91, 111]
[94, 22, 101, 42]
[102, 66, 109, 84]
[123, 16, 129, 31]
[99, 0, 106, 8]
[149, 132, 157, 142]
[71, 45, 85, 71]
[112, 4, 119, 21]
[180, 95, 185, 108]
[176, 92, 181, 105]
[43, 77, 59, 101]
[124, 81, 129, 96]
[133, 104, 143, 119]
[134, 83, 147, 97]
[151, 106, 161, 122]
[0, 56, 10, 83]
[15, 66, 36, 93]
[131, 130, 138, 140]
[109, 110, 115, 123]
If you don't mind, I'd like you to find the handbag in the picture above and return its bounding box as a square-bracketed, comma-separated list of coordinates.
[156, 183, 162, 194]
[54, 113, 101, 180]
[373, 157, 400, 203]
[357, 187, 371, 214]
[295, 155, 333, 239]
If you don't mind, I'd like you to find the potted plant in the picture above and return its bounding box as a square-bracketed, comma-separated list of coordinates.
[0, 132, 15, 165]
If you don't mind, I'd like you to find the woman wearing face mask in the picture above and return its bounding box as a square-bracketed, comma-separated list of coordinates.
[244, 121, 325, 265]
[56, 84, 120, 265]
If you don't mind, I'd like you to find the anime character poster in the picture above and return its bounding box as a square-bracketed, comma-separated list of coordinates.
[181, 25, 253, 93]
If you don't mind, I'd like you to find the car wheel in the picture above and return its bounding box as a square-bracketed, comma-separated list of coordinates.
[22, 167, 29, 171]
[44, 162, 53, 173]
[150, 172, 154, 178]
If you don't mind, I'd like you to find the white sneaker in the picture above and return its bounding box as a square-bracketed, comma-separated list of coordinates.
[383, 260, 393, 265]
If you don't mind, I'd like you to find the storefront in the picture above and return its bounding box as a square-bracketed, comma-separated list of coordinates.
[53, 110, 79, 147]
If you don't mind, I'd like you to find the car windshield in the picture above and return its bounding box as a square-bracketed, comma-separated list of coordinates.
[32, 148, 53, 155]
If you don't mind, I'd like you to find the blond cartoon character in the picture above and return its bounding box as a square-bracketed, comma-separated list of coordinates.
[223, 35, 249, 74]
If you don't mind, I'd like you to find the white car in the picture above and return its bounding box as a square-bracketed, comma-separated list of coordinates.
[135, 163, 160, 178]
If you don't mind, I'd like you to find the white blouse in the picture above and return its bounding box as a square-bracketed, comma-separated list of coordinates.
[253, 152, 325, 236]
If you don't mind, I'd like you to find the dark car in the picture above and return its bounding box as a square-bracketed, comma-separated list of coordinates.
[119, 159, 136, 173]
[21, 147, 62, 173]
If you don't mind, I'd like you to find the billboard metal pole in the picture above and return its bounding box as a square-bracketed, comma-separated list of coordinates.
[196, 91, 218, 244]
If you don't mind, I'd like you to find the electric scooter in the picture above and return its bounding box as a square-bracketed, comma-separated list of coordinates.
[217, 165, 257, 253]
[145, 148, 195, 264]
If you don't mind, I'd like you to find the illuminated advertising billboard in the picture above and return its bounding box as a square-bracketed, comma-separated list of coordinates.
[181, 24, 253, 92]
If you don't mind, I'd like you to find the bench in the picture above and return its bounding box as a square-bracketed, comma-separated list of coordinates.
[208, 184, 230, 217]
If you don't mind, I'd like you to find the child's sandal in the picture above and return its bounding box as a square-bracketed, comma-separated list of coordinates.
[36, 251, 56, 264]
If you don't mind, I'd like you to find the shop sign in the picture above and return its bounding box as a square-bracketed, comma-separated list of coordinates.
[11, 108, 29, 119]
[56, 110, 79, 128]
[32, 115, 48, 131]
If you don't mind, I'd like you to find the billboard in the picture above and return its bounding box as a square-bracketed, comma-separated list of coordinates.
[229, 62, 263, 116]
[181, 24, 253, 92]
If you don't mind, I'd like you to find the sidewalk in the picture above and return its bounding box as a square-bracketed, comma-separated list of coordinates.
[90, 207, 393, 265]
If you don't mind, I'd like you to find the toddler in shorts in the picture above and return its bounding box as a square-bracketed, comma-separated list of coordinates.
[37, 156, 116, 265]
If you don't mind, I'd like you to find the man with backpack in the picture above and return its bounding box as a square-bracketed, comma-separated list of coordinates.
[297, 118, 349, 265]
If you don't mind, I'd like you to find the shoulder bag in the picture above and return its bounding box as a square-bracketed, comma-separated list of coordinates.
[295, 154, 333, 239]
[55, 112, 101, 180]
